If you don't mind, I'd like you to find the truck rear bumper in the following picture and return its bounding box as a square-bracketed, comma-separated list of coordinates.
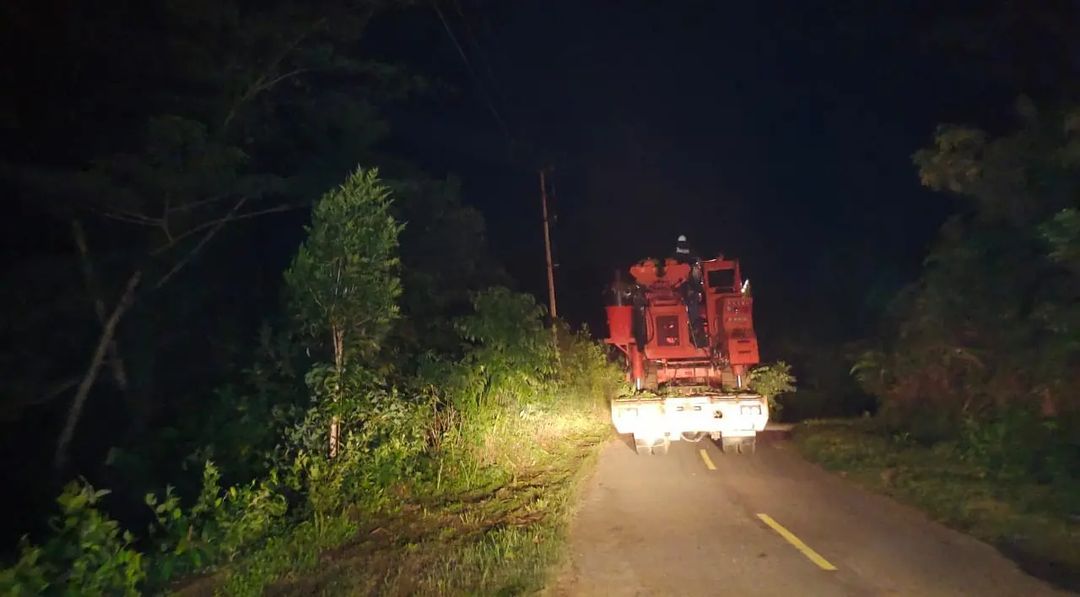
[610, 394, 768, 440]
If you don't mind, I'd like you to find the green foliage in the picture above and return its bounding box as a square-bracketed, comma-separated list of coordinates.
[555, 323, 626, 409]
[0, 154, 622, 596]
[2, 1, 420, 565]
[178, 324, 311, 482]
[292, 366, 431, 507]
[0, 3, 620, 595]
[860, 104, 1080, 437]
[913, 101, 1079, 225]
[388, 177, 510, 358]
[142, 461, 289, 587]
[749, 361, 796, 414]
[748, 361, 796, 398]
[849, 349, 890, 399]
[0, 482, 145, 596]
[454, 287, 556, 412]
[285, 167, 403, 361]
[0, 305, 617, 595]
[1041, 208, 1080, 271]
[217, 513, 358, 596]
[958, 410, 1080, 483]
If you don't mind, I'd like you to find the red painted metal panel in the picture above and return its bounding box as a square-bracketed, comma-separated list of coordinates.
[605, 254, 761, 390]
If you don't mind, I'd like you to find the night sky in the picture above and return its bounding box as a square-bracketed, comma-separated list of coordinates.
[365, 1, 1021, 351]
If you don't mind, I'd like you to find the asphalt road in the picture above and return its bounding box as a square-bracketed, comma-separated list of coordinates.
[551, 436, 1070, 597]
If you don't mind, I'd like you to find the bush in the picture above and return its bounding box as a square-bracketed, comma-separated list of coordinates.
[959, 408, 1080, 484]
[555, 323, 625, 410]
[748, 361, 796, 415]
[0, 483, 145, 596]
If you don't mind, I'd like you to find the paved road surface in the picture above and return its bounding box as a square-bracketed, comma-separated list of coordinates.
[552, 436, 1070, 596]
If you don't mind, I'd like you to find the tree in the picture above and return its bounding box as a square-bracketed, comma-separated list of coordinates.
[284, 167, 402, 456]
[857, 103, 1080, 431]
[1, 0, 417, 477]
[386, 176, 509, 360]
[913, 99, 1078, 226]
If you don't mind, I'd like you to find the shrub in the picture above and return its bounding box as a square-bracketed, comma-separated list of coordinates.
[748, 361, 796, 414]
[0, 482, 145, 596]
[555, 323, 625, 408]
[959, 408, 1080, 483]
[143, 461, 289, 587]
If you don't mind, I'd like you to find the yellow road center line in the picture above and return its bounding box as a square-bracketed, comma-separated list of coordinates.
[756, 513, 837, 571]
[699, 449, 716, 470]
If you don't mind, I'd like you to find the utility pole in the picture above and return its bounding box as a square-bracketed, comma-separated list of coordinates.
[539, 169, 559, 334]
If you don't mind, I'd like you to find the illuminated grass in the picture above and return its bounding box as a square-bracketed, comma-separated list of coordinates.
[271, 420, 609, 595]
[794, 419, 1080, 592]
[174, 403, 612, 596]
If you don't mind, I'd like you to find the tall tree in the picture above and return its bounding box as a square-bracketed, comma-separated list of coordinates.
[284, 167, 402, 456]
[855, 104, 1080, 430]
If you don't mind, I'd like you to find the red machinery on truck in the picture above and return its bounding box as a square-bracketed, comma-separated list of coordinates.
[604, 252, 768, 454]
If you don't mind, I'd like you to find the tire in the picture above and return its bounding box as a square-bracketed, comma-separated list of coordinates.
[681, 431, 705, 443]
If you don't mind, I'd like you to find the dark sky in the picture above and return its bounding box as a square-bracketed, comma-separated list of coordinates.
[366, 0, 1027, 350]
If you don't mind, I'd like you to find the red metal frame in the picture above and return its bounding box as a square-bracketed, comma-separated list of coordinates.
[605, 256, 760, 390]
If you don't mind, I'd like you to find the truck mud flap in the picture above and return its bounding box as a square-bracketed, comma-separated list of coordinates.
[634, 435, 670, 456]
[720, 436, 756, 454]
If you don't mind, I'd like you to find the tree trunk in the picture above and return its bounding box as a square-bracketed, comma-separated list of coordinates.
[54, 271, 142, 475]
[71, 220, 130, 392]
[329, 324, 344, 458]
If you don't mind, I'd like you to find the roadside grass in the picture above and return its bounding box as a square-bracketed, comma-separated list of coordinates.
[175, 405, 611, 596]
[794, 419, 1080, 592]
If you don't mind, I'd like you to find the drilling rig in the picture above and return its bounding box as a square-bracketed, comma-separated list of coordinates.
[604, 254, 768, 455]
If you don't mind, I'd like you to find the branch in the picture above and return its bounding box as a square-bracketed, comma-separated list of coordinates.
[256, 67, 313, 95]
[151, 201, 308, 256]
[164, 193, 236, 213]
[72, 220, 129, 391]
[54, 271, 142, 474]
[100, 210, 163, 227]
[221, 18, 326, 131]
[154, 197, 248, 289]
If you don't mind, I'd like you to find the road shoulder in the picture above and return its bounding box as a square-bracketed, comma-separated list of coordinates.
[794, 419, 1080, 594]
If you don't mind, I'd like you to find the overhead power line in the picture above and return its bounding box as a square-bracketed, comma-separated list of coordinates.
[430, 0, 512, 145]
